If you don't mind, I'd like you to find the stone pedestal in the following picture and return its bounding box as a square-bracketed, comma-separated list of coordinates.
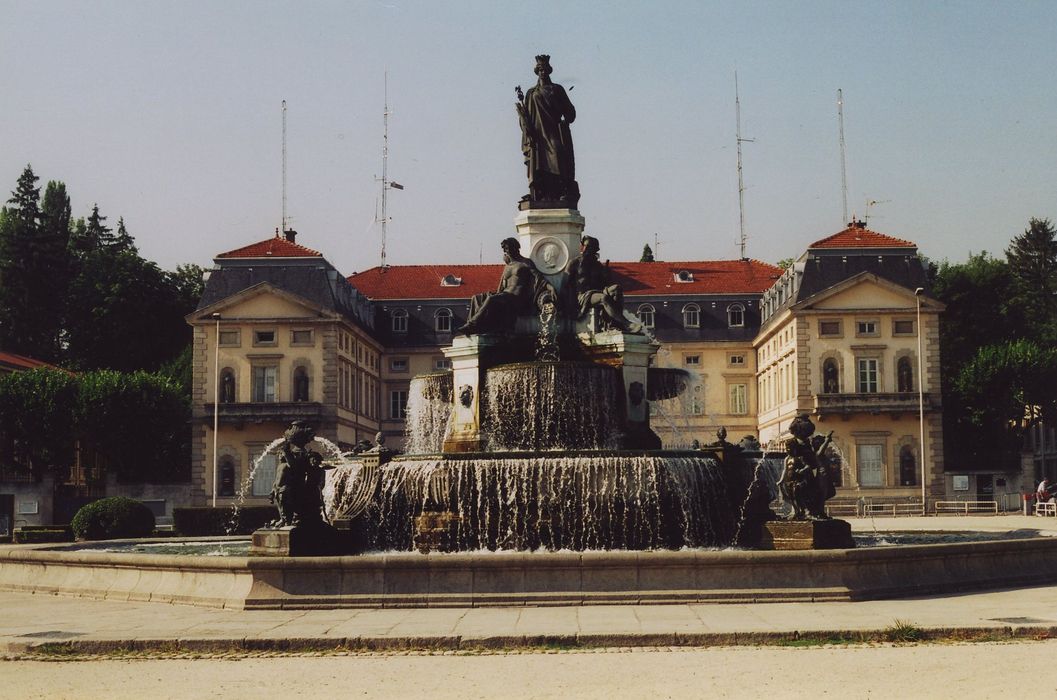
[582, 329, 662, 449]
[250, 521, 343, 556]
[441, 334, 502, 452]
[514, 208, 584, 293]
[759, 519, 855, 550]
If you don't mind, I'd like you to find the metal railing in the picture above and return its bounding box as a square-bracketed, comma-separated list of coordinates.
[1035, 501, 1057, 517]
[863, 502, 925, 517]
[933, 500, 999, 515]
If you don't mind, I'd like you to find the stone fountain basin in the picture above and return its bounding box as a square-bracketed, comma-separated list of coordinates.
[3, 535, 1057, 609]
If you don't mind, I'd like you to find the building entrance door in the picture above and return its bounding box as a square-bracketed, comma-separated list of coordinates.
[0, 494, 13, 541]
[976, 474, 994, 501]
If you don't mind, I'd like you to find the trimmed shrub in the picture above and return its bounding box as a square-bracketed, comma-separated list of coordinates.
[71, 497, 156, 541]
[173, 506, 278, 536]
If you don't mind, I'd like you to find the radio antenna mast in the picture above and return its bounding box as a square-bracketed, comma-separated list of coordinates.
[375, 71, 404, 267]
[735, 72, 754, 260]
[837, 89, 848, 226]
[379, 73, 390, 266]
[281, 99, 288, 234]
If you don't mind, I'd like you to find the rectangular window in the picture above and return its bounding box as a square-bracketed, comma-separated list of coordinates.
[390, 358, 409, 373]
[728, 354, 745, 366]
[251, 366, 277, 402]
[893, 319, 915, 335]
[253, 329, 276, 346]
[857, 358, 878, 393]
[291, 329, 313, 345]
[684, 355, 701, 366]
[250, 452, 277, 497]
[434, 357, 452, 370]
[855, 320, 878, 337]
[728, 384, 747, 415]
[857, 444, 884, 487]
[389, 389, 408, 420]
[818, 320, 841, 337]
[219, 330, 240, 346]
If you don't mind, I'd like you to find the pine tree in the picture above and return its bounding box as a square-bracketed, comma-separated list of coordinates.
[0, 165, 43, 355]
[1006, 218, 1057, 341]
[640, 244, 655, 262]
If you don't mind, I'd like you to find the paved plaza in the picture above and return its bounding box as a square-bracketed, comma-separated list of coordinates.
[4, 515, 1057, 698]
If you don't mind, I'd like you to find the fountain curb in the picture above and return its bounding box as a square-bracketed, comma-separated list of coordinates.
[5, 536, 1057, 609]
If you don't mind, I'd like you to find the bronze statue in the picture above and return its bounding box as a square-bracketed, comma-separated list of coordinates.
[564, 235, 632, 332]
[270, 420, 330, 526]
[517, 55, 579, 208]
[458, 238, 540, 335]
[777, 415, 836, 520]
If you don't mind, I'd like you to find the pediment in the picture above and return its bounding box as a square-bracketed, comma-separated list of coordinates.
[189, 282, 327, 322]
[795, 272, 943, 312]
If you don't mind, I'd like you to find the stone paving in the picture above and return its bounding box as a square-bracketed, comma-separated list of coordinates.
[3, 515, 1057, 655]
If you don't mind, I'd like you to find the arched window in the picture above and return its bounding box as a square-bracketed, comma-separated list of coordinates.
[220, 369, 236, 403]
[823, 358, 840, 394]
[435, 307, 453, 333]
[897, 357, 914, 393]
[637, 304, 655, 329]
[391, 308, 408, 333]
[293, 366, 310, 402]
[727, 303, 745, 328]
[218, 457, 235, 497]
[899, 445, 917, 486]
[682, 303, 700, 329]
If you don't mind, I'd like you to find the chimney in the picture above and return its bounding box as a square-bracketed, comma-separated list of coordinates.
[284, 229, 298, 243]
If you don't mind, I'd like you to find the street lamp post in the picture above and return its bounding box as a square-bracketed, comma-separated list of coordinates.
[915, 288, 926, 514]
[211, 312, 221, 509]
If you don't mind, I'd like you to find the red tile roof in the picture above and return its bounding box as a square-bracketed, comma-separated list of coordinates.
[216, 235, 323, 259]
[809, 226, 915, 249]
[0, 351, 63, 373]
[348, 259, 782, 300]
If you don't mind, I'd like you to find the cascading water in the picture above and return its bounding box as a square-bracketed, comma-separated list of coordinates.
[485, 362, 621, 451]
[404, 372, 453, 454]
[357, 454, 737, 551]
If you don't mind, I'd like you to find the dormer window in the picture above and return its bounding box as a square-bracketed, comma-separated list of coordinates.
[674, 270, 694, 283]
[727, 303, 745, 328]
[391, 308, 408, 333]
[435, 307, 453, 333]
[441, 274, 463, 287]
[682, 303, 701, 329]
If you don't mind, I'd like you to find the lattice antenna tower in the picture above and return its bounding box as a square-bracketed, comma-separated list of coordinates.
[735, 72, 754, 260]
[374, 71, 403, 267]
[282, 99, 288, 233]
[838, 89, 848, 226]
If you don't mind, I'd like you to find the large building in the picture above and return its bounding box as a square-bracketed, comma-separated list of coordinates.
[187, 221, 946, 509]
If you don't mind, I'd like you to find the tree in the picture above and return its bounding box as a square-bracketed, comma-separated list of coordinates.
[0, 368, 77, 479]
[0, 166, 72, 360]
[640, 244, 655, 262]
[776, 257, 794, 270]
[933, 253, 1025, 469]
[1006, 218, 1057, 342]
[74, 370, 190, 482]
[35, 181, 74, 359]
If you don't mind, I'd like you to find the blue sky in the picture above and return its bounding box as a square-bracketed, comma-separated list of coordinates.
[2, 1, 1055, 273]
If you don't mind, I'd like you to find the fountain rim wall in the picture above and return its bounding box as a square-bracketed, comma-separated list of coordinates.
[4, 535, 1057, 609]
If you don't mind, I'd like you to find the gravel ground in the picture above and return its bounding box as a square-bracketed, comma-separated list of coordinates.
[3, 640, 1050, 699]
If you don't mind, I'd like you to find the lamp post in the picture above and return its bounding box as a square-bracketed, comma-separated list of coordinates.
[211, 312, 221, 509]
[915, 288, 926, 514]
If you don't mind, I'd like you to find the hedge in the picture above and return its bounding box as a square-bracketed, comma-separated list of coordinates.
[173, 506, 278, 536]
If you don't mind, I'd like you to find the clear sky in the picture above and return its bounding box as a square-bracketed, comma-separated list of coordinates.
[2, 1, 1056, 274]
